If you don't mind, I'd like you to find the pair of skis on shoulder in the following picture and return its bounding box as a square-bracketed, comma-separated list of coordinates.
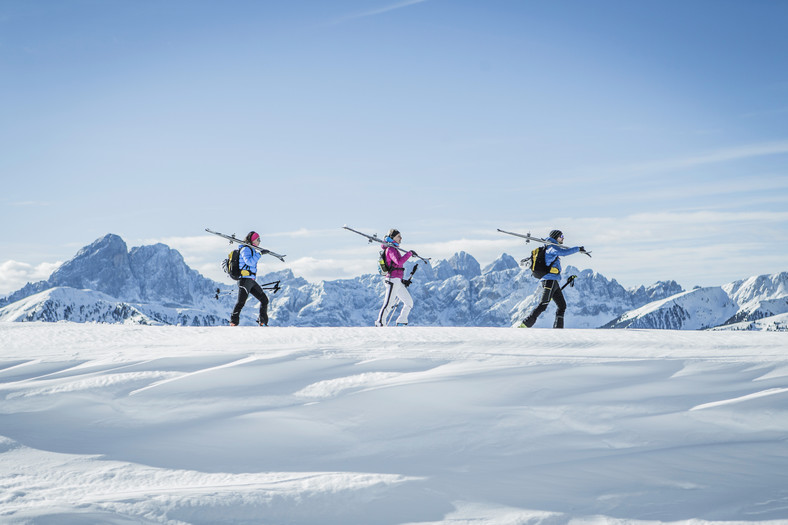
[343, 225, 432, 264]
[497, 228, 592, 257]
[205, 228, 286, 262]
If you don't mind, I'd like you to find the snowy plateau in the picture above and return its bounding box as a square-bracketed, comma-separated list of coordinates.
[1, 233, 787, 330]
[1, 324, 787, 524]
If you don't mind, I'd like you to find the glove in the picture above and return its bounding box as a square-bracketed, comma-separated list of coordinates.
[410, 250, 418, 257]
[402, 279, 412, 288]
[578, 246, 586, 253]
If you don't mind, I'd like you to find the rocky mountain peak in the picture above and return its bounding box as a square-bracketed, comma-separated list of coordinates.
[2, 235, 785, 330]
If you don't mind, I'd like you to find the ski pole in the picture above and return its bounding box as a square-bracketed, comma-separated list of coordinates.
[560, 275, 578, 291]
[214, 288, 233, 299]
[384, 264, 418, 326]
[385, 297, 401, 326]
[403, 264, 418, 287]
[214, 280, 282, 300]
[258, 280, 282, 293]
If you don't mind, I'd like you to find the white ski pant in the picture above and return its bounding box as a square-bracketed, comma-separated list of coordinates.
[377, 278, 413, 326]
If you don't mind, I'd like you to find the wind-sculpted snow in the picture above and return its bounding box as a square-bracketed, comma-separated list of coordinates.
[1, 324, 788, 523]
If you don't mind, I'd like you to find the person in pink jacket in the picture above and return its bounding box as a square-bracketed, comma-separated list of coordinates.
[375, 228, 414, 326]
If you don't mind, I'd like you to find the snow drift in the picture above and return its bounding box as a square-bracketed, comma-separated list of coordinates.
[1, 323, 788, 524]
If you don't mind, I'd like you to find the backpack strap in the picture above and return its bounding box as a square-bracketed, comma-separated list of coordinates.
[386, 247, 404, 272]
[239, 245, 256, 276]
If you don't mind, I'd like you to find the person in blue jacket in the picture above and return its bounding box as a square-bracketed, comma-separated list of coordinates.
[519, 229, 586, 329]
[230, 231, 269, 326]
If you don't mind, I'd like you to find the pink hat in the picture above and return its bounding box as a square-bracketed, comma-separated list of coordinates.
[250, 232, 260, 242]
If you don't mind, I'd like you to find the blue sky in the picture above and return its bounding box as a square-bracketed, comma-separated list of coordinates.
[2, 0, 787, 295]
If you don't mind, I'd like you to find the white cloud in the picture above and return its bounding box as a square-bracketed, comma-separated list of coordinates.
[625, 139, 788, 174]
[622, 174, 788, 204]
[0, 260, 62, 296]
[287, 256, 373, 283]
[559, 139, 788, 191]
[411, 238, 515, 264]
[9, 201, 50, 207]
[742, 106, 788, 118]
[328, 0, 427, 25]
[264, 228, 339, 239]
[302, 210, 787, 287]
[547, 211, 788, 287]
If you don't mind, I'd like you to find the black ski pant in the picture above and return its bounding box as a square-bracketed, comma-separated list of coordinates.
[231, 278, 269, 325]
[523, 279, 566, 328]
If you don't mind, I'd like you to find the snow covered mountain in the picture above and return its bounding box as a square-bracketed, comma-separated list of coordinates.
[0, 234, 220, 308]
[604, 272, 788, 331]
[712, 272, 788, 331]
[723, 272, 788, 304]
[0, 287, 227, 326]
[1, 234, 785, 330]
[602, 286, 739, 330]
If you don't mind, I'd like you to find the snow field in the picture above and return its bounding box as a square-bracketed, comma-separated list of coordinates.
[1, 323, 787, 524]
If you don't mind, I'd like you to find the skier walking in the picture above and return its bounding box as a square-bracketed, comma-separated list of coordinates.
[230, 231, 270, 326]
[519, 230, 586, 329]
[376, 229, 415, 326]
